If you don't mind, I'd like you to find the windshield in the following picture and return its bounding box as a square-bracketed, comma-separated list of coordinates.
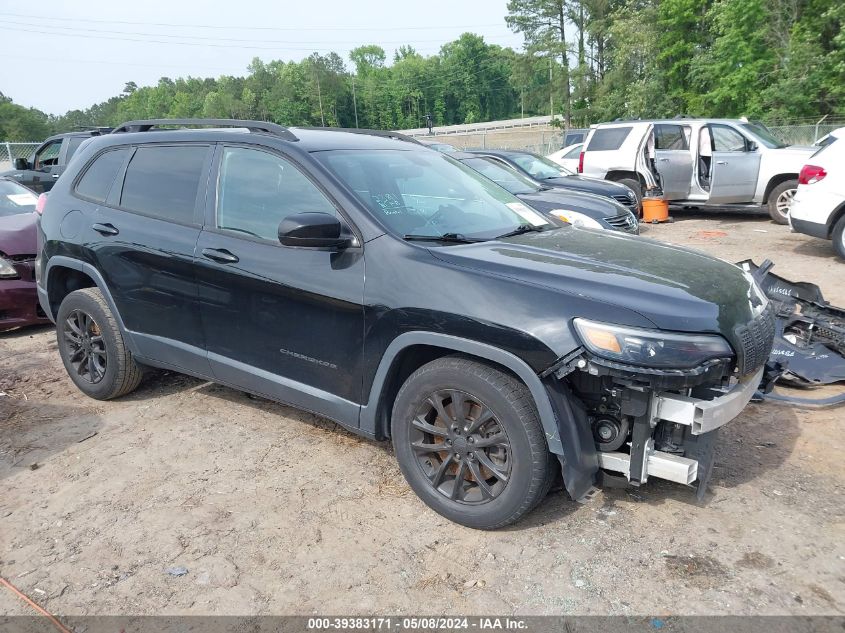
[317, 149, 553, 240]
[0, 180, 38, 217]
[740, 123, 788, 149]
[511, 152, 573, 178]
[460, 157, 540, 195]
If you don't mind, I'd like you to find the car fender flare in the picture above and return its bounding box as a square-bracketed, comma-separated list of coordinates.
[43, 256, 139, 355]
[361, 331, 599, 498]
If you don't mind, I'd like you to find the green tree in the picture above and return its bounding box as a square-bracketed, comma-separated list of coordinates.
[0, 93, 52, 141]
[506, 0, 573, 125]
[690, 0, 776, 116]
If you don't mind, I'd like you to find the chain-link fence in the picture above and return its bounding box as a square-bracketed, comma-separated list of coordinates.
[415, 121, 844, 155]
[0, 142, 39, 172]
[423, 128, 566, 154]
[768, 123, 841, 146]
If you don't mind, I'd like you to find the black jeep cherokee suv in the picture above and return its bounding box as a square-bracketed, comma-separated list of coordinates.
[37, 119, 775, 529]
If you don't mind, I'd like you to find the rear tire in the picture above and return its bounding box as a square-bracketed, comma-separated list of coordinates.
[767, 180, 798, 224]
[391, 356, 555, 530]
[833, 215, 845, 260]
[56, 288, 143, 400]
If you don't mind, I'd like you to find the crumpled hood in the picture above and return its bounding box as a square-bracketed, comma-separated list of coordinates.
[0, 212, 38, 256]
[430, 227, 760, 344]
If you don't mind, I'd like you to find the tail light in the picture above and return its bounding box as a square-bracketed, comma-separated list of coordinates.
[35, 193, 48, 215]
[798, 165, 827, 185]
[578, 151, 585, 173]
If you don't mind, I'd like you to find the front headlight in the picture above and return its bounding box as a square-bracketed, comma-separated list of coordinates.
[550, 209, 603, 230]
[0, 256, 19, 279]
[573, 318, 734, 369]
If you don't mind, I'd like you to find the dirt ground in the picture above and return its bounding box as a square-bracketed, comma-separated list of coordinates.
[1, 209, 843, 617]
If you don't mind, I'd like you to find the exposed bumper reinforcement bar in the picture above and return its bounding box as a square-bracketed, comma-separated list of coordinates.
[650, 367, 764, 435]
[598, 449, 698, 485]
[597, 367, 763, 487]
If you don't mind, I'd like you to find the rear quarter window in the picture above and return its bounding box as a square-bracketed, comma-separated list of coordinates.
[119, 145, 208, 223]
[587, 127, 632, 151]
[74, 148, 131, 203]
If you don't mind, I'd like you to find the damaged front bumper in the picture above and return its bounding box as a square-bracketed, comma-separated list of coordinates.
[651, 366, 764, 436]
[596, 367, 763, 488]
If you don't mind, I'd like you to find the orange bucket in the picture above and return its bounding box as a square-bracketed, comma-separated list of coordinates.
[642, 197, 670, 223]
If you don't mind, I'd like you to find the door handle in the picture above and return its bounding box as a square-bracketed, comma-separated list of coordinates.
[92, 223, 119, 236]
[202, 248, 239, 264]
[716, 160, 728, 165]
[658, 158, 670, 162]
[52, 173, 60, 178]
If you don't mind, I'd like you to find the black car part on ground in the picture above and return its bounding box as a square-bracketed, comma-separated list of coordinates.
[740, 259, 845, 406]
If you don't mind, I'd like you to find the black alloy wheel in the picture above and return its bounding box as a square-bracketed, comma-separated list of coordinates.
[62, 309, 107, 384]
[56, 287, 143, 400]
[392, 356, 556, 529]
[410, 389, 512, 504]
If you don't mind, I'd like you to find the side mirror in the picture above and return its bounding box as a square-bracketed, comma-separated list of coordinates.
[13, 158, 28, 170]
[747, 141, 758, 152]
[278, 212, 352, 250]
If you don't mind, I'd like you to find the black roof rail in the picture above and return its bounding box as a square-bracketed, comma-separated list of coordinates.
[111, 118, 298, 141]
[297, 126, 423, 145]
[70, 126, 114, 134]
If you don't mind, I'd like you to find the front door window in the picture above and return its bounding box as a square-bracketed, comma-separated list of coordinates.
[216, 146, 336, 241]
[34, 140, 62, 171]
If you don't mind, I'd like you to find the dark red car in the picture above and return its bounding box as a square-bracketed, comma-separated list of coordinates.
[0, 178, 50, 331]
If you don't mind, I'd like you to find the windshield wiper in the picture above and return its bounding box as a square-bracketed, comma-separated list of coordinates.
[403, 232, 483, 244]
[496, 224, 547, 239]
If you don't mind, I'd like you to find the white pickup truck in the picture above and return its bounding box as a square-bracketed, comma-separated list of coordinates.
[578, 119, 816, 223]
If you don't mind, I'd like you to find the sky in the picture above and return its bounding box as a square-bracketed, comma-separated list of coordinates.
[0, 0, 524, 115]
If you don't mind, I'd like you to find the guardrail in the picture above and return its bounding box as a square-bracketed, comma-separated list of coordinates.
[399, 115, 556, 137]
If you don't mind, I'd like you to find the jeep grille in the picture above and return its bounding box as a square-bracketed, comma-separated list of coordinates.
[734, 304, 775, 376]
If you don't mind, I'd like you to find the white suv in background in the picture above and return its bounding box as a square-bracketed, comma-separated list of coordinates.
[789, 127, 845, 259]
[578, 119, 816, 223]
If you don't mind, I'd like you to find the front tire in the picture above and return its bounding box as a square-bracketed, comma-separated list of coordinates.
[56, 287, 143, 400]
[833, 215, 845, 260]
[767, 180, 798, 224]
[618, 177, 643, 213]
[391, 356, 555, 529]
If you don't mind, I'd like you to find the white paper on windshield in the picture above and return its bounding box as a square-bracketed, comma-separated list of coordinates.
[7, 193, 37, 206]
[506, 202, 547, 227]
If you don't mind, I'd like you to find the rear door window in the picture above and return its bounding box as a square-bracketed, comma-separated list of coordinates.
[119, 145, 209, 224]
[654, 124, 690, 150]
[75, 148, 130, 203]
[587, 127, 632, 151]
[65, 137, 87, 163]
